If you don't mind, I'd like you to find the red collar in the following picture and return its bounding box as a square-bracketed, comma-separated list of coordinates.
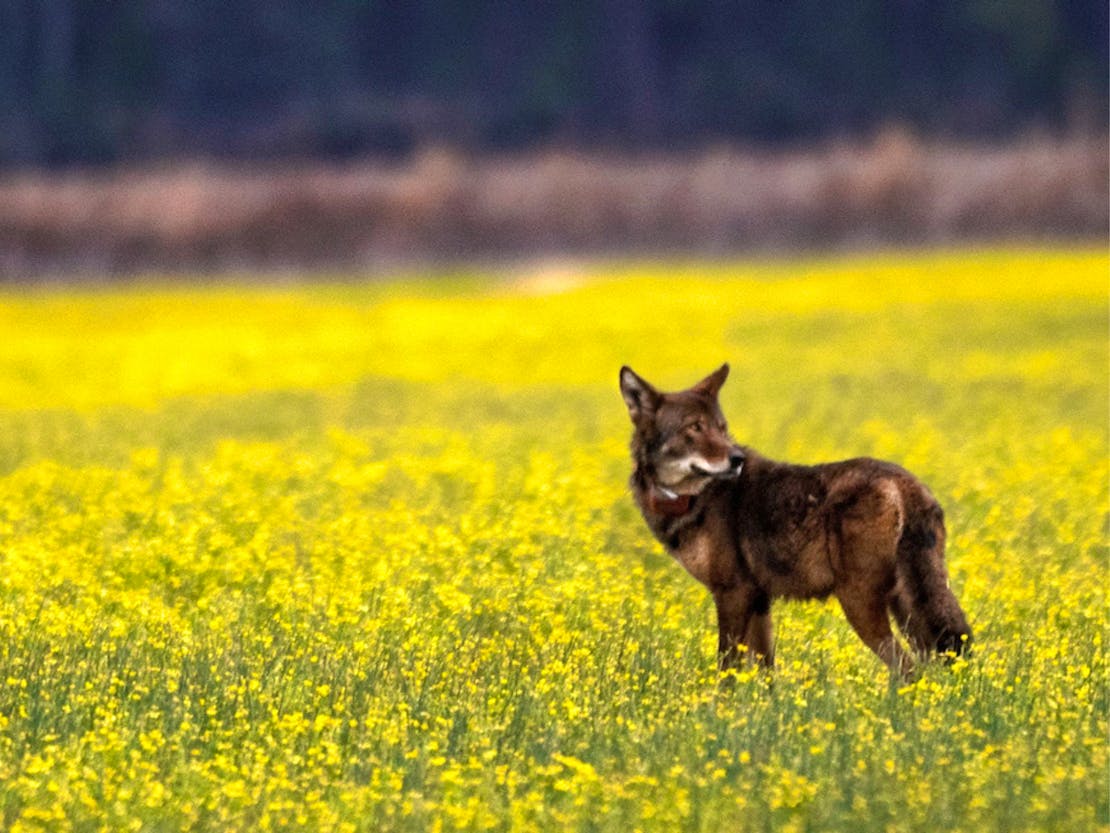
[647, 486, 693, 516]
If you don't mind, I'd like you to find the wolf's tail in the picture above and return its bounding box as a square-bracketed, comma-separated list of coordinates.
[890, 498, 972, 658]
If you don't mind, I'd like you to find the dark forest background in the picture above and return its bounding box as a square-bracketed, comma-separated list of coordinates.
[2, 0, 1107, 169]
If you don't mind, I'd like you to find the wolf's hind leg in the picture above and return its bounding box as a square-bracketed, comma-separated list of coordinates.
[836, 586, 914, 677]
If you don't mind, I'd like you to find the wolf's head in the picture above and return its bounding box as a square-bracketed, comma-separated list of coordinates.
[619, 364, 745, 497]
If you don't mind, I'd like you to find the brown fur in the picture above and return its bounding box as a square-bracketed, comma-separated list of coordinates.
[620, 363, 971, 675]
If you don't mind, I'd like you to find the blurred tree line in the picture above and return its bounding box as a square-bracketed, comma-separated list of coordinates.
[1, 0, 1106, 168]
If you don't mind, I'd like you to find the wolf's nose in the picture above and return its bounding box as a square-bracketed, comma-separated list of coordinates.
[728, 451, 746, 470]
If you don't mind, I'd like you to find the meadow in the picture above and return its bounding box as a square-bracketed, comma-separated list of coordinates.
[0, 249, 1105, 832]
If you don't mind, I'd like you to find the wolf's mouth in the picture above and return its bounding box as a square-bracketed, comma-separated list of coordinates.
[690, 462, 737, 477]
[690, 460, 743, 479]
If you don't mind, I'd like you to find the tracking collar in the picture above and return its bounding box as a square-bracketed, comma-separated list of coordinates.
[647, 483, 694, 517]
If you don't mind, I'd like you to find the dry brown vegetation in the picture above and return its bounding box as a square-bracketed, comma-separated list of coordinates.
[0, 131, 1105, 278]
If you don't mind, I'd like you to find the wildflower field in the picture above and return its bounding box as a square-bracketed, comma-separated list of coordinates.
[0, 249, 1105, 832]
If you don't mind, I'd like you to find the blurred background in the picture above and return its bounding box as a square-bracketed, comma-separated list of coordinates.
[0, 0, 1106, 278]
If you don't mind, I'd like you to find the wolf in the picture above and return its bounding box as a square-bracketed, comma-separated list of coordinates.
[619, 363, 971, 675]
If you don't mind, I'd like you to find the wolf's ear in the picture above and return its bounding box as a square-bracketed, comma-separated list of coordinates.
[619, 366, 659, 423]
[693, 363, 730, 398]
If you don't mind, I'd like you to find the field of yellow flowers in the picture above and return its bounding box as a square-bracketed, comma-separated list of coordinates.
[0, 249, 1105, 832]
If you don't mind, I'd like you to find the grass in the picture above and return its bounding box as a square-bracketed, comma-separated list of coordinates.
[0, 248, 1106, 831]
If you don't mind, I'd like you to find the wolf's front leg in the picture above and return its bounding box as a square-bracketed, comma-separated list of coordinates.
[744, 595, 774, 668]
[712, 585, 759, 671]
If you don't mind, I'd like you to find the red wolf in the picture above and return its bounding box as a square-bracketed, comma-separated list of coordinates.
[620, 363, 971, 675]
